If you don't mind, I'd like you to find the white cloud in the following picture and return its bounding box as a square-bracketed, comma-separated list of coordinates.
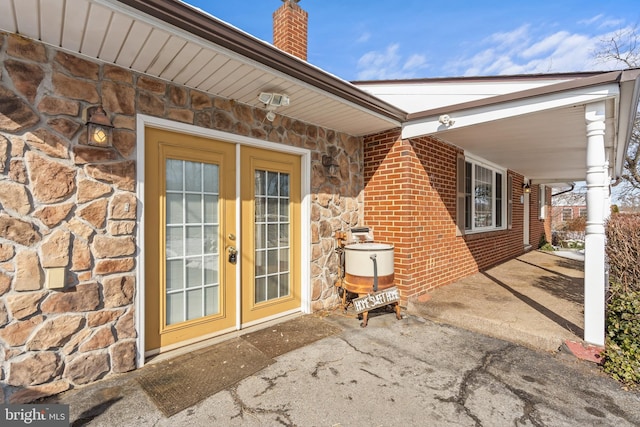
[485, 24, 531, 48]
[356, 31, 371, 43]
[352, 13, 633, 79]
[356, 44, 428, 80]
[403, 54, 428, 72]
[578, 14, 603, 25]
[444, 23, 628, 76]
[598, 18, 626, 29]
[521, 31, 571, 59]
[578, 14, 624, 29]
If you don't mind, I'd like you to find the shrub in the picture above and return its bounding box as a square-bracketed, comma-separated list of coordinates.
[538, 233, 548, 248]
[603, 213, 640, 388]
[540, 242, 555, 251]
[602, 283, 640, 388]
[561, 215, 586, 233]
[606, 213, 640, 295]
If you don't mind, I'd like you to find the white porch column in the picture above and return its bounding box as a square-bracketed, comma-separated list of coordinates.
[584, 102, 607, 346]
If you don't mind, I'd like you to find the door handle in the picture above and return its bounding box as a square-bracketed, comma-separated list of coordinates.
[227, 246, 237, 264]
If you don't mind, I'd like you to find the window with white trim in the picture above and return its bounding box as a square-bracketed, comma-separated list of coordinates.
[538, 185, 546, 219]
[457, 156, 507, 233]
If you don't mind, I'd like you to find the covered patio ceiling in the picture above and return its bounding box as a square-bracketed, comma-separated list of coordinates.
[0, 0, 405, 136]
[358, 71, 640, 184]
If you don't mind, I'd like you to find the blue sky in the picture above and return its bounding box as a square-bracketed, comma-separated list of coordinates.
[186, 0, 639, 81]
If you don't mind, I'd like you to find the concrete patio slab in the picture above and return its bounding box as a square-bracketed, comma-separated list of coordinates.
[407, 250, 586, 353]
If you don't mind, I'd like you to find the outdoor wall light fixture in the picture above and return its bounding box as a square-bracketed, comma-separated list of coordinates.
[523, 182, 531, 193]
[258, 92, 290, 107]
[438, 114, 455, 126]
[84, 105, 113, 147]
[258, 92, 290, 122]
[322, 147, 340, 178]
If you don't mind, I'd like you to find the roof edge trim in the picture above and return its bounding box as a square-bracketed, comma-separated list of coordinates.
[353, 71, 611, 86]
[406, 70, 625, 121]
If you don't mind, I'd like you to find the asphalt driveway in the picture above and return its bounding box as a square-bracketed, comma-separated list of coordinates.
[46, 311, 639, 426]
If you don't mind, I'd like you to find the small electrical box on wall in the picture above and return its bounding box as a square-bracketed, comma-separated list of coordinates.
[45, 267, 66, 289]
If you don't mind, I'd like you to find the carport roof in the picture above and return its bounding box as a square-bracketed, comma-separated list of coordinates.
[356, 70, 640, 183]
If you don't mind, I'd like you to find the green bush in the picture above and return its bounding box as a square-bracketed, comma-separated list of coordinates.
[540, 242, 555, 251]
[602, 283, 640, 388]
[538, 233, 548, 248]
[603, 213, 640, 388]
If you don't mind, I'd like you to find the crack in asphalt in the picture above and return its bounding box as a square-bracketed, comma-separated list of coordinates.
[338, 336, 395, 364]
[435, 343, 516, 427]
[507, 385, 544, 427]
[229, 385, 294, 426]
[254, 371, 289, 397]
[479, 348, 545, 427]
[359, 367, 386, 381]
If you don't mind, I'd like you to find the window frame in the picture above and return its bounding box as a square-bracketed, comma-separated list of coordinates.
[458, 155, 508, 234]
[538, 185, 547, 220]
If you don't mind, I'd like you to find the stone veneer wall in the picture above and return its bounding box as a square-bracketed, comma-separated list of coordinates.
[0, 32, 360, 402]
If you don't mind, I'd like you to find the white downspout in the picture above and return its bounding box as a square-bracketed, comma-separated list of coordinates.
[584, 101, 607, 346]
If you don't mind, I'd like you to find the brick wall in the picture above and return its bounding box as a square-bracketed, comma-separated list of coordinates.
[0, 32, 356, 402]
[273, 0, 308, 61]
[528, 185, 552, 246]
[363, 130, 533, 302]
[551, 205, 586, 230]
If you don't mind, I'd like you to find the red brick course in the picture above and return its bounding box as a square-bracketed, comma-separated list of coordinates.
[363, 130, 549, 302]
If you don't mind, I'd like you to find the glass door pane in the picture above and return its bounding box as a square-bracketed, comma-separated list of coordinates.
[253, 169, 290, 303]
[165, 159, 220, 325]
[240, 145, 300, 324]
[145, 127, 236, 353]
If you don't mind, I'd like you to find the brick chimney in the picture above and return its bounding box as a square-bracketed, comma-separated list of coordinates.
[273, 0, 308, 61]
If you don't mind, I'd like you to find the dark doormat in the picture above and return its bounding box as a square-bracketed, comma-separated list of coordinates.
[240, 314, 342, 359]
[137, 338, 272, 417]
[137, 315, 342, 417]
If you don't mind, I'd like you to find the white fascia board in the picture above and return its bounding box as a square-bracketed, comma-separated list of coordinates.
[359, 79, 571, 113]
[402, 84, 620, 140]
[615, 75, 640, 177]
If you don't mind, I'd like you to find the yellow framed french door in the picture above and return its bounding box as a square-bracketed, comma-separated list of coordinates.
[240, 146, 301, 323]
[145, 128, 236, 353]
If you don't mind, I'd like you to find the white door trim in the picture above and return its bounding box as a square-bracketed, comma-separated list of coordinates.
[135, 114, 312, 368]
[523, 178, 530, 248]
